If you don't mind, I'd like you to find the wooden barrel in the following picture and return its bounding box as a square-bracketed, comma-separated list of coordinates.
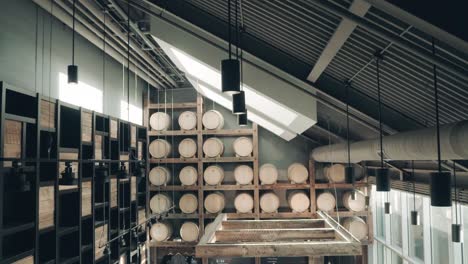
[180, 222, 199, 242]
[342, 217, 368, 240]
[204, 222, 214, 231]
[203, 165, 224, 185]
[179, 193, 198, 214]
[234, 193, 254, 213]
[149, 112, 171, 131]
[287, 163, 308, 184]
[343, 191, 366, 212]
[233, 165, 253, 185]
[259, 164, 278, 185]
[233, 137, 253, 157]
[316, 192, 336, 212]
[202, 110, 224, 130]
[202, 137, 224, 157]
[204, 192, 225, 213]
[149, 166, 171, 186]
[287, 191, 310, 213]
[150, 194, 172, 214]
[179, 166, 198, 186]
[149, 139, 171, 158]
[178, 138, 197, 158]
[260, 192, 280, 213]
[178, 111, 197, 130]
[324, 164, 364, 183]
[150, 222, 172, 241]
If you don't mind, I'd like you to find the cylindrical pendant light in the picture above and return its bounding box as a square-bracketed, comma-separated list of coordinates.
[221, 0, 240, 94]
[429, 39, 451, 207]
[410, 161, 419, 225]
[375, 55, 390, 192]
[384, 201, 391, 214]
[68, 0, 78, 84]
[452, 161, 461, 242]
[232, 90, 246, 115]
[238, 113, 248, 126]
[344, 82, 355, 187]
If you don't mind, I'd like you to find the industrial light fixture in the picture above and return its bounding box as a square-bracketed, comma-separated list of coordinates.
[410, 161, 420, 225]
[344, 81, 355, 197]
[429, 39, 451, 207]
[96, 162, 109, 183]
[232, 91, 246, 114]
[68, 0, 78, 84]
[384, 200, 391, 215]
[374, 54, 390, 192]
[117, 162, 129, 179]
[452, 161, 461, 242]
[60, 161, 78, 185]
[238, 113, 248, 126]
[232, 1, 246, 114]
[221, 0, 240, 94]
[10, 161, 32, 192]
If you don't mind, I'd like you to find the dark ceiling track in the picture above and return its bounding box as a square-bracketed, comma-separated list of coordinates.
[307, 0, 468, 82]
[429, 38, 451, 207]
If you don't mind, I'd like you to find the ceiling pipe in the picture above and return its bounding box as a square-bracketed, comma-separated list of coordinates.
[311, 120, 468, 163]
[76, 0, 176, 87]
[305, 0, 468, 82]
[33, 0, 163, 88]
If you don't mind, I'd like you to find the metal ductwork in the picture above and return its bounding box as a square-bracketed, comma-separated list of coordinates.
[311, 120, 468, 163]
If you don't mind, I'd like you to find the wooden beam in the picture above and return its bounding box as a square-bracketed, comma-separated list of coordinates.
[214, 228, 336, 242]
[222, 219, 325, 230]
[196, 241, 362, 257]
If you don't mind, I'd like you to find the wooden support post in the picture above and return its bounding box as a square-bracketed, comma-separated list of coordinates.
[309, 160, 317, 214]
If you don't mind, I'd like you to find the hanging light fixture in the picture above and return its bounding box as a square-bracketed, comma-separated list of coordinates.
[452, 161, 461, 242]
[410, 161, 420, 225]
[429, 39, 451, 207]
[384, 197, 391, 214]
[238, 113, 248, 126]
[232, 0, 246, 114]
[343, 81, 357, 200]
[374, 54, 390, 192]
[68, 0, 78, 84]
[221, 0, 240, 94]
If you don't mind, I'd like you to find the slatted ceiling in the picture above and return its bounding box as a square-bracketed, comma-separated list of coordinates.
[185, 0, 339, 65]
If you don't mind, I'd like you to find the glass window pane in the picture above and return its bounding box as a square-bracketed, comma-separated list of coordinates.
[407, 194, 424, 261]
[376, 191, 385, 238]
[390, 190, 402, 248]
[392, 251, 403, 264]
[431, 206, 451, 264]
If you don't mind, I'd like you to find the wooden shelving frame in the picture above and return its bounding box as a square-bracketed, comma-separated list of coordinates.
[0, 82, 148, 264]
[146, 93, 372, 264]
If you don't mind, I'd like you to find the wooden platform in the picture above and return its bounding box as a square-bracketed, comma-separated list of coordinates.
[196, 212, 362, 258]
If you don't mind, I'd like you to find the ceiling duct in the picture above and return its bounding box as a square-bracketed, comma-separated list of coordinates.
[311, 120, 468, 163]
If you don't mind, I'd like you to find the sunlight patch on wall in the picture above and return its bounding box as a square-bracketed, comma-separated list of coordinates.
[58, 72, 103, 112]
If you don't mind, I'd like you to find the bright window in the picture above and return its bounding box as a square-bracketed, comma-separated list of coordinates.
[390, 190, 403, 248]
[120, 101, 143, 125]
[407, 194, 425, 261]
[58, 72, 103, 112]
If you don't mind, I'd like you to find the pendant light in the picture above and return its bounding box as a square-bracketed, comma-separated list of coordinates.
[452, 161, 461, 242]
[232, 0, 246, 114]
[410, 161, 420, 225]
[68, 0, 78, 84]
[375, 54, 390, 192]
[238, 113, 248, 126]
[343, 81, 356, 200]
[221, 0, 240, 94]
[429, 39, 451, 207]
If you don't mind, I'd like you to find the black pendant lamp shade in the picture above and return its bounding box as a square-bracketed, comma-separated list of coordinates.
[222, 59, 241, 94]
[430, 171, 451, 207]
[384, 201, 391, 214]
[68, 65, 78, 84]
[411, 211, 420, 225]
[117, 162, 129, 179]
[95, 162, 109, 183]
[60, 161, 78, 185]
[232, 90, 246, 114]
[452, 224, 461, 243]
[68, 0, 78, 84]
[238, 112, 248, 126]
[376, 167, 390, 192]
[345, 165, 354, 184]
